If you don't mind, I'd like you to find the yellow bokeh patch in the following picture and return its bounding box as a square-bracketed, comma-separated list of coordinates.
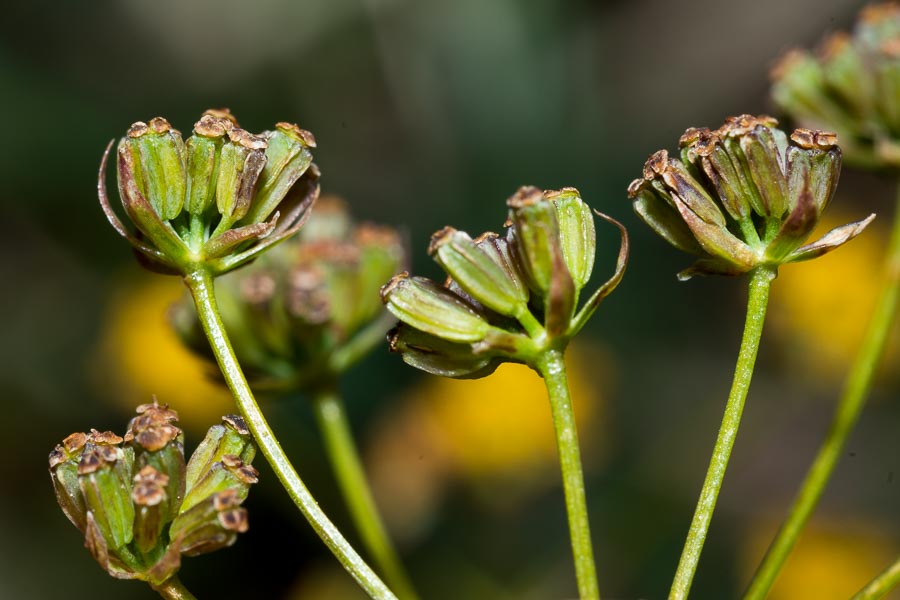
[92, 272, 233, 429]
[413, 343, 608, 481]
[769, 209, 898, 385]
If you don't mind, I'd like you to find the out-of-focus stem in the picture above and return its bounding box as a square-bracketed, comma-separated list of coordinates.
[851, 555, 900, 600]
[312, 384, 420, 600]
[744, 183, 900, 600]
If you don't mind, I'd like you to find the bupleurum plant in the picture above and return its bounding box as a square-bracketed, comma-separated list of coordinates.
[747, 4, 900, 598]
[49, 401, 257, 599]
[628, 114, 873, 600]
[170, 197, 418, 599]
[381, 186, 628, 600]
[97, 109, 397, 599]
[44, 3, 900, 598]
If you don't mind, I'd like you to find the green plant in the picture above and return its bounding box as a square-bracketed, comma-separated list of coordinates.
[45, 4, 900, 598]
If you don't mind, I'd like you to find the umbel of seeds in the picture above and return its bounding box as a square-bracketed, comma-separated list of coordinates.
[99, 109, 320, 276]
[49, 401, 258, 585]
[628, 115, 874, 280]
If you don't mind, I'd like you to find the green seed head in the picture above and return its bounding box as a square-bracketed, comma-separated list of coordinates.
[100, 109, 320, 276]
[382, 186, 628, 378]
[48, 402, 257, 587]
[770, 2, 900, 170]
[629, 115, 874, 280]
[170, 197, 406, 390]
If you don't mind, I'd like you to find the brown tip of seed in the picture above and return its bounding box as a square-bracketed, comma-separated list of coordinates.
[63, 432, 88, 454]
[354, 223, 402, 250]
[222, 414, 251, 436]
[680, 127, 719, 157]
[276, 122, 317, 147]
[194, 115, 229, 138]
[643, 149, 669, 179]
[626, 178, 645, 199]
[136, 401, 179, 423]
[49, 446, 66, 468]
[427, 226, 458, 255]
[881, 38, 900, 58]
[860, 2, 900, 25]
[791, 128, 839, 150]
[148, 117, 172, 134]
[221, 454, 243, 468]
[817, 32, 851, 62]
[135, 424, 181, 452]
[239, 272, 277, 305]
[89, 430, 124, 446]
[770, 48, 808, 81]
[236, 465, 260, 484]
[543, 186, 580, 200]
[718, 114, 778, 137]
[506, 185, 544, 208]
[132, 466, 169, 506]
[380, 271, 409, 302]
[77, 445, 120, 475]
[214, 489, 242, 510]
[473, 231, 500, 245]
[228, 127, 268, 150]
[218, 508, 250, 532]
[77, 449, 103, 475]
[127, 121, 150, 138]
[203, 108, 239, 126]
[386, 326, 401, 352]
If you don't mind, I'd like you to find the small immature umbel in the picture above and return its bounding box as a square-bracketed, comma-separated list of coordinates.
[770, 2, 900, 169]
[49, 401, 257, 588]
[170, 196, 405, 390]
[628, 115, 874, 280]
[381, 186, 627, 377]
[99, 109, 320, 276]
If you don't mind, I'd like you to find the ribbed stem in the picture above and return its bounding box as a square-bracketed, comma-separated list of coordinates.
[744, 183, 900, 600]
[851, 555, 900, 600]
[184, 269, 396, 600]
[312, 384, 420, 600]
[151, 576, 196, 600]
[537, 348, 600, 600]
[669, 266, 775, 600]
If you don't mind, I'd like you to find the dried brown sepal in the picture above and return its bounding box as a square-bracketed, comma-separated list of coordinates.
[790, 128, 839, 150]
[222, 415, 250, 436]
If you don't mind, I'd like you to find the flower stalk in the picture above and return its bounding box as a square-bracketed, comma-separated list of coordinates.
[851, 555, 900, 600]
[312, 384, 420, 600]
[669, 265, 775, 600]
[381, 186, 629, 599]
[151, 577, 197, 600]
[184, 268, 396, 600]
[536, 349, 599, 600]
[744, 181, 900, 599]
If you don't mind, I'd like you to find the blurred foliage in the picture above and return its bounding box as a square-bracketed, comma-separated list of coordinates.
[2, 0, 898, 598]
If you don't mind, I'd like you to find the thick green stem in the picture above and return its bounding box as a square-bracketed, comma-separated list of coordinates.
[669, 266, 775, 600]
[151, 576, 196, 600]
[744, 183, 900, 600]
[537, 348, 600, 600]
[184, 269, 396, 600]
[851, 556, 900, 600]
[312, 384, 420, 600]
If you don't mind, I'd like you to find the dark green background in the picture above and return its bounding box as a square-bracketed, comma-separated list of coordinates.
[2, 0, 897, 598]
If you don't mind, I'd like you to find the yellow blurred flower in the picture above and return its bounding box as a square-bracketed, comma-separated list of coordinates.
[769, 209, 898, 384]
[367, 343, 611, 539]
[92, 272, 233, 428]
[742, 519, 898, 600]
[416, 344, 607, 481]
